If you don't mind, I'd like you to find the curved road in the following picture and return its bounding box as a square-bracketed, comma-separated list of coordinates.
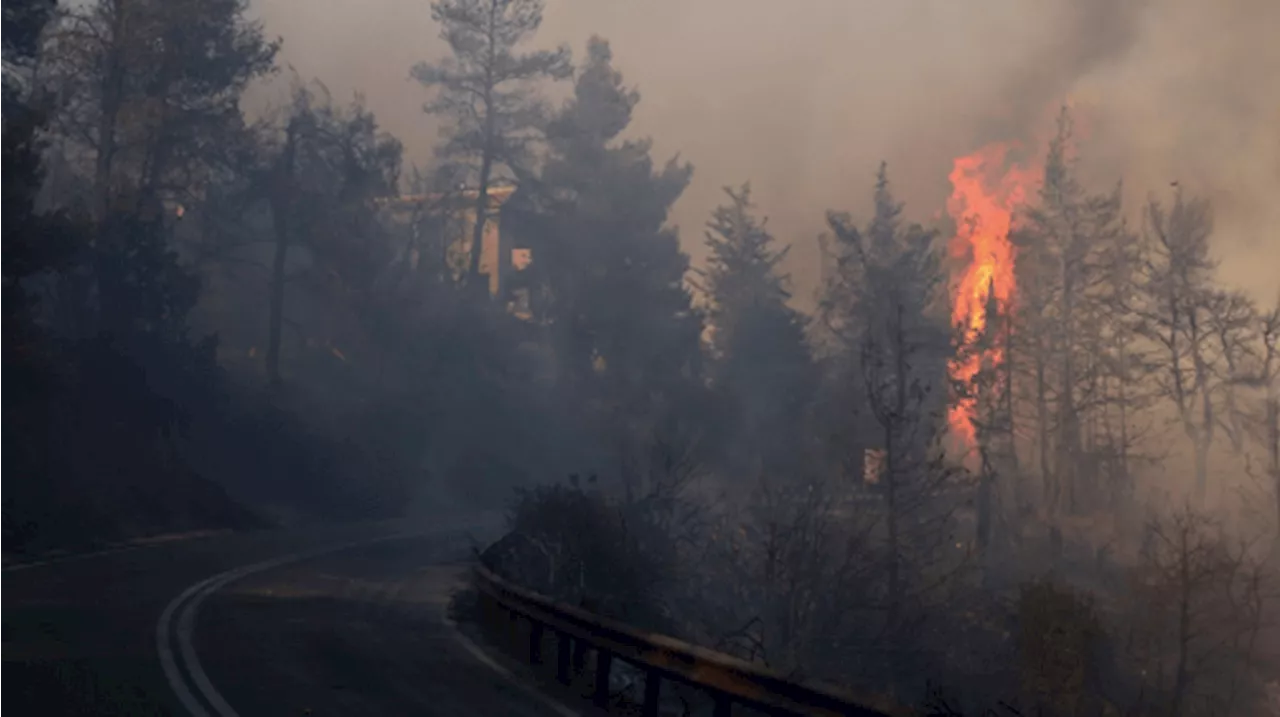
[4, 516, 571, 716]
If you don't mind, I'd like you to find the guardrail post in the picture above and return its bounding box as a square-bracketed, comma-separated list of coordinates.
[556, 632, 572, 685]
[572, 637, 588, 674]
[642, 670, 661, 717]
[507, 609, 520, 651]
[529, 621, 544, 664]
[593, 650, 613, 707]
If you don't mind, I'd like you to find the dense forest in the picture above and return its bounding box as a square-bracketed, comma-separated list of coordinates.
[4, 0, 1278, 714]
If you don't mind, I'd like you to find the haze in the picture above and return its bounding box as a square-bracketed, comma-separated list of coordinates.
[249, 0, 1280, 303]
[10, 0, 1280, 712]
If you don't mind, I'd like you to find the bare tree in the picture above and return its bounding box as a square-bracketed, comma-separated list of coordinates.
[1238, 297, 1280, 531]
[1095, 217, 1158, 518]
[1014, 110, 1129, 515]
[1134, 190, 1221, 503]
[1207, 290, 1258, 454]
[1128, 506, 1273, 717]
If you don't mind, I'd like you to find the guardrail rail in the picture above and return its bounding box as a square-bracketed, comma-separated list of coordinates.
[472, 564, 899, 717]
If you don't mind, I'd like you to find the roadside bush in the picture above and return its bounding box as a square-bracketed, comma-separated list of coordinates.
[481, 477, 673, 629]
[1016, 579, 1107, 715]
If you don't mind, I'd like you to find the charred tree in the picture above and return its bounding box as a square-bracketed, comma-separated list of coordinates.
[1015, 110, 1127, 515]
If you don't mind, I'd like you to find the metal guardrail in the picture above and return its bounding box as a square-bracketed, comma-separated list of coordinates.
[472, 564, 898, 717]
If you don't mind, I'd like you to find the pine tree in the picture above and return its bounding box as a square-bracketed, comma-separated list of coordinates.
[963, 276, 1014, 554]
[509, 36, 701, 473]
[819, 163, 955, 629]
[257, 84, 403, 387]
[411, 0, 570, 287]
[698, 183, 813, 481]
[40, 0, 278, 219]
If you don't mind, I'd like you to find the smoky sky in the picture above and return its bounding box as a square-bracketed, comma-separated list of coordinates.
[246, 0, 1280, 304]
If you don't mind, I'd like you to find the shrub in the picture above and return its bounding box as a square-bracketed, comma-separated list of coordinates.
[482, 477, 673, 629]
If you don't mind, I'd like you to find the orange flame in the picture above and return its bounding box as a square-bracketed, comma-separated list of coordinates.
[946, 143, 1037, 447]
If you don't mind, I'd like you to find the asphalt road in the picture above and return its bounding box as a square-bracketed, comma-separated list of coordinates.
[3, 515, 571, 717]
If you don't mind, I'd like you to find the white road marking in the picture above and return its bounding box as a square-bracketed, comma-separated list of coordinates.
[157, 570, 223, 717]
[157, 531, 418, 717]
[158, 519, 563, 717]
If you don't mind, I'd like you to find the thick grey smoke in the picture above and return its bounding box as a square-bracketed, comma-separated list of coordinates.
[1070, 0, 1280, 302]
[248, 0, 1279, 302]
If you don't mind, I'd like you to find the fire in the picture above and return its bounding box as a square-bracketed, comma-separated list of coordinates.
[946, 143, 1037, 447]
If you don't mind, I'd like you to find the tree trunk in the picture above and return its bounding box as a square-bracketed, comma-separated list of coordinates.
[1117, 385, 1131, 502]
[93, 9, 127, 223]
[1188, 306, 1214, 503]
[140, 106, 175, 210]
[468, 15, 499, 292]
[265, 128, 297, 388]
[1036, 352, 1054, 511]
[1004, 311, 1020, 504]
[1269, 396, 1279, 531]
[468, 150, 493, 287]
[1192, 438, 1209, 505]
[266, 217, 288, 388]
[1059, 264, 1079, 514]
[885, 302, 907, 627]
[976, 456, 992, 554]
[1170, 528, 1192, 717]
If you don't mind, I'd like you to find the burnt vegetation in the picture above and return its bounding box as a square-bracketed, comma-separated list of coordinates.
[4, 0, 1278, 714]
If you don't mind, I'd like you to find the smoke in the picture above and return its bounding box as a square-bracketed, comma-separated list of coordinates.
[1070, 0, 1280, 302]
[247, 0, 1279, 302]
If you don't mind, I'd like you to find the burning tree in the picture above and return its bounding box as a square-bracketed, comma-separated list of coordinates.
[945, 141, 1034, 454]
[945, 137, 1035, 550]
[954, 281, 1017, 553]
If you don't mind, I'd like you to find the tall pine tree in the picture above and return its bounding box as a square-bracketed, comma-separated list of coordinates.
[510, 36, 702, 478]
[412, 0, 570, 286]
[819, 163, 954, 629]
[698, 183, 813, 481]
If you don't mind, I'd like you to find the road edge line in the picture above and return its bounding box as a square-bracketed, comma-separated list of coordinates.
[440, 577, 580, 717]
